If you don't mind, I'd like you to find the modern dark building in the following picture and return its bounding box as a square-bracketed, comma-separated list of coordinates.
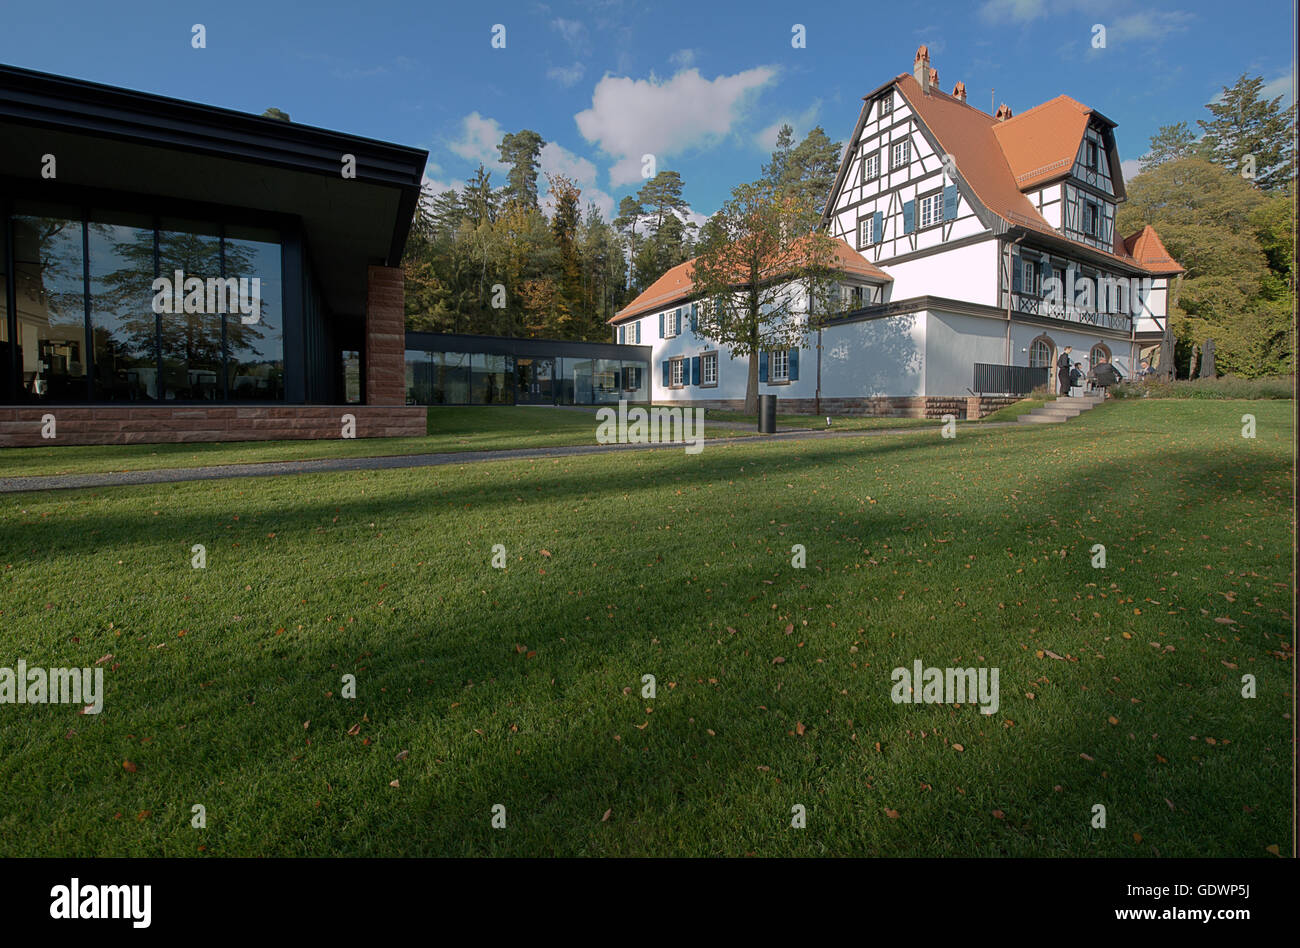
[403, 332, 652, 406]
[0, 63, 428, 446]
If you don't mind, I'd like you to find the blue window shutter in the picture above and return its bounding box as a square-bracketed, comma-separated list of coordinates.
[758, 352, 768, 383]
[690, 303, 698, 332]
[636, 322, 641, 344]
[1011, 255, 1022, 293]
[943, 184, 958, 221]
[662, 360, 670, 387]
[691, 356, 701, 385]
[872, 211, 883, 244]
[675, 307, 683, 335]
[659, 312, 664, 338]
[788, 348, 799, 381]
[903, 200, 915, 234]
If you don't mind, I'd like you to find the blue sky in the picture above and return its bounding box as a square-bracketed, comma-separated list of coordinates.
[2, 0, 1294, 223]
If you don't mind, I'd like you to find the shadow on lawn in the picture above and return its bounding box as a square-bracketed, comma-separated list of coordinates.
[2, 422, 1290, 855]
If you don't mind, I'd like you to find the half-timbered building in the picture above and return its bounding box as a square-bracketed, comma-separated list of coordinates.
[610, 47, 1184, 417]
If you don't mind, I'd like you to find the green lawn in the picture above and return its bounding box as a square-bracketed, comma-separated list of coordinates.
[704, 409, 942, 431]
[0, 405, 755, 479]
[0, 399, 1291, 856]
[0, 405, 946, 480]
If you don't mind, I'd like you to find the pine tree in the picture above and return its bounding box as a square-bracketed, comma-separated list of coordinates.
[1197, 74, 1297, 190]
[497, 130, 546, 209]
[1140, 122, 1202, 172]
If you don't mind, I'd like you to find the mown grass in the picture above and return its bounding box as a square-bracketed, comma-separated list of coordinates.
[2, 405, 762, 480]
[1112, 375, 1295, 400]
[704, 409, 941, 432]
[0, 398, 1291, 857]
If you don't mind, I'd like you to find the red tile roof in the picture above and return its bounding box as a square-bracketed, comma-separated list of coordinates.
[1122, 224, 1186, 275]
[889, 75, 1182, 276]
[992, 95, 1094, 189]
[610, 237, 891, 324]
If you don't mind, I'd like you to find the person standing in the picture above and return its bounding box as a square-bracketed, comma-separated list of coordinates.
[1057, 346, 1073, 396]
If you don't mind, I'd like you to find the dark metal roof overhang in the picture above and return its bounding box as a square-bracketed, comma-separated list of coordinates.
[0, 62, 428, 317]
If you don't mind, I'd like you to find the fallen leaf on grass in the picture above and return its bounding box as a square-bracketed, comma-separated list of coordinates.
[601, 808, 612, 822]
[884, 808, 900, 819]
[389, 780, 399, 788]
[795, 721, 806, 736]
[346, 723, 361, 736]
[951, 744, 964, 752]
[396, 750, 409, 761]
[992, 809, 1005, 820]
[122, 761, 138, 773]
[1079, 753, 1094, 761]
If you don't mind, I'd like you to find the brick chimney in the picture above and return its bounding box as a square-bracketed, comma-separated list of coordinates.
[952, 81, 967, 102]
[994, 103, 1013, 121]
[913, 46, 931, 94]
[928, 67, 939, 89]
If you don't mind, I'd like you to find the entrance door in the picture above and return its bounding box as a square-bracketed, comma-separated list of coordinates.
[516, 357, 554, 404]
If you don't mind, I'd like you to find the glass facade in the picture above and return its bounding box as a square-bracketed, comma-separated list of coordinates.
[405, 345, 650, 406]
[1, 207, 285, 403]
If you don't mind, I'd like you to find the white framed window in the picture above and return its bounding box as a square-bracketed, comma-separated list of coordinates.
[701, 351, 718, 386]
[864, 152, 879, 181]
[1021, 259, 1042, 296]
[841, 284, 865, 310]
[858, 218, 873, 246]
[664, 309, 680, 337]
[670, 358, 685, 386]
[1029, 337, 1054, 368]
[918, 192, 942, 229]
[770, 349, 789, 382]
[891, 139, 910, 170]
[1084, 201, 1099, 236]
[624, 366, 642, 391]
[879, 95, 893, 117]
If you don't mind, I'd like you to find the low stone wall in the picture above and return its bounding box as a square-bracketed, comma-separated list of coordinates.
[0, 405, 427, 447]
[660, 395, 1023, 420]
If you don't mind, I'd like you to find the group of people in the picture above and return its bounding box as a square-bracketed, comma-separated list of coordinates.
[1055, 345, 1135, 399]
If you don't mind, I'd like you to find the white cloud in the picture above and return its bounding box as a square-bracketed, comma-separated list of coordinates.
[978, 0, 1047, 22]
[548, 62, 586, 87]
[447, 112, 506, 170]
[539, 141, 615, 220]
[1119, 158, 1141, 182]
[1260, 67, 1296, 107]
[576, 66, 778, 187]
[1110, 10, 1194, 44]
[669, 48, 697, 69]
[552, 17, 588, 51]
[754, 103, 822, 152]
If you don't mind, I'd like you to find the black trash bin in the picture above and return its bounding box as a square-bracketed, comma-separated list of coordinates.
[758, 394, 777, 433]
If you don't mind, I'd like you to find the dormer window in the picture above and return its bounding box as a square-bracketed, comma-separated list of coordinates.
[1084, 201, 1099, 237]
[1086, 140, 1099, 171]
[879, 95, 893, 118]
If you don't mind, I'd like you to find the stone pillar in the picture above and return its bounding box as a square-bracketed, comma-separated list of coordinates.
[365, 265, 406, 406]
